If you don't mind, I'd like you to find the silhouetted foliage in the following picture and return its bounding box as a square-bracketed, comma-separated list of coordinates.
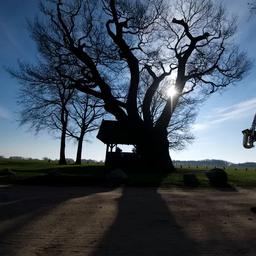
[249, 1, 256, 13]
[22, 0, 251, 171]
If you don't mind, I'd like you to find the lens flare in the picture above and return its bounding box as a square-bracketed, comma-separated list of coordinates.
[167, 86, 177, 98]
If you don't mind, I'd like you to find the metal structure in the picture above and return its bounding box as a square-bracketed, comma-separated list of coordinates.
[242, 113, 256, 149]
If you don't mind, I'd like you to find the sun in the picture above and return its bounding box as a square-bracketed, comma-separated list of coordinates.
[167, 86, 177, 98]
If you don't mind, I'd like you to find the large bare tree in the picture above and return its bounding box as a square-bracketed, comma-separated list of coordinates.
[28, 0, 250, 171]
[138, 72, 198, 151]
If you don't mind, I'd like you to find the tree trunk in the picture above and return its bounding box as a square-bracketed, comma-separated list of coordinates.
[59, 126, 67, 165]
[59, 109, 68, 165]
[75, 134, 84, 165]
[136, 127, 175, 173]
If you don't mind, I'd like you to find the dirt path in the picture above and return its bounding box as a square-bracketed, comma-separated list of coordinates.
[0, 185, 256, 255]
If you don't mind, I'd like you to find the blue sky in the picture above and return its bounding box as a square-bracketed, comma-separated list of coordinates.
[0, 0, 256, 163]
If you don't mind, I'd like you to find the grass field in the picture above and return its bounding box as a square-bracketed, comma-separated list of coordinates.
[1, 158, 256, 187]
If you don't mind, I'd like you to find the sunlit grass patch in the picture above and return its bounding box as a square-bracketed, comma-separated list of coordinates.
[226, 168, 256, 187]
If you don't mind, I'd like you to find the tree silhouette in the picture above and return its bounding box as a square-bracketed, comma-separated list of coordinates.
[137, 72, 198, 151]
[11, 63, 104, 165]
[11, 63, 74, 165]
[27, 0, 250, 171]
[249, 1, 256, 12]
[67, 93, 105, 165]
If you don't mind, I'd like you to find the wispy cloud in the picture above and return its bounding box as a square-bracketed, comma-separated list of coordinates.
[213, 98, 256, 122]
[192, 123, 210, 131]
[193, 97, 256, 131]
[0, 105, 11, 120]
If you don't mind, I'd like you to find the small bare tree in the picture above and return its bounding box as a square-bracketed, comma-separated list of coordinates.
[11, 63, 74, 165]
[10, 63, 104, 165]
[67, 93, 105, 165]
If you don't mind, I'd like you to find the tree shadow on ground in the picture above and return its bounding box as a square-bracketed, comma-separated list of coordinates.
[0, 186, 112, 255]
[1, 174, 255, 255]
[91, 173, 198, 256]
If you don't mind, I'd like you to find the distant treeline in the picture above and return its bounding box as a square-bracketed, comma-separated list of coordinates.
[1, 156, 256, 169]
[173, 159, 256, 169]
[0, 156, 104, 164]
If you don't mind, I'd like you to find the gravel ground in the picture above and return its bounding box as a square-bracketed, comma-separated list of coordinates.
[0, 185, 256, 256]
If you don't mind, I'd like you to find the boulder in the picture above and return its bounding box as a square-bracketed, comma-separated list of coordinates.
[0, 169, 16, 184]
[183, 173, 199, 187]
[47, 169, 61, 177]
[206, 168, 228, 187]
[0, 168, 16, 176]
[106, 169, 128, 186]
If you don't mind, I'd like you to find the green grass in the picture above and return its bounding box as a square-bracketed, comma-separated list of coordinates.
[1, 159, 256, 187]
[0, 159, 105, 185]
[126, 168, 256, 187]
[226, 168, 256, 187]
[0, 159, 57, 171]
